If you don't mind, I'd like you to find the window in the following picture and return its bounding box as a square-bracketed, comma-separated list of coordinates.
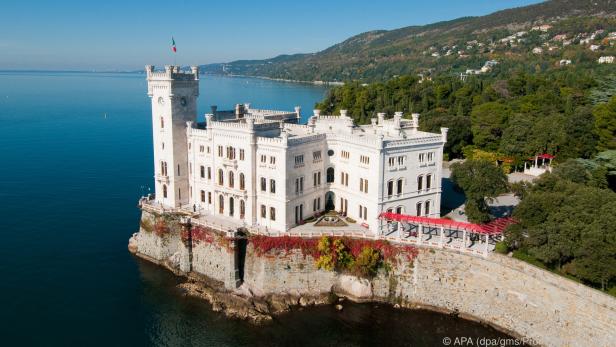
[160, 116, 164, 129]
[426, 174, 432, 190]
[295, 177, 304, 193]
[313, 151, 322, 161]
[260, 177, 267, 191]
[341, 150, 350, 159]
[207, 167, 211, 180]
[260, 155, 267, 163]
[240, 200, 245, 219]
[425, 201, 430, 216]
[270, 156, 276, 165]
[177, 164, 181, 176]
[417, 175, 423, 191]
[397, 156, 406, 166]
[199, 145, 205, 153]
[313, 198, 318, 212]
[419, 153, 426, 163]
[226, 146, 236, 160]
[239, 173, 245, 190]
[178, 188, 181, 200]
[397, 179, 403, 195]
[160, 161, 168, 176]
[162, 184, 167, 198]
[219, 195, 225, 214]
[318, 197, 321, 210]
[294, 155, 304, 166]
[313, 171, 321, 186]
[294, 204, 303, 224]
[207, 146, 210, 154]
[218, 169, 224, 185]
[162, 142, 165, 150]
[388, 157, 395, 167]
[200, 166, 205, 178]
[228, 171, 234, 188]
[340, 172, 349, 186]
[218, 145, 223, 157]
[208, 192, 212, 204]
[200, 190, 205, 202]
[387, 181, 393, 197]
[326, 167, 334, 183]
[261, 205, 266, 218]
[427, 152, 434, 162]
[360, 178, 368, 193]
[270, 179, 276, 193]
[270, 207, 276, 221]
[359, 205, 368, 220]
[396, 206, 403, 214]
[416, 202, 422, 216]
[229, 197, 234, 216]
[360, 155, 369, 165]
[239, 149, 245, 160]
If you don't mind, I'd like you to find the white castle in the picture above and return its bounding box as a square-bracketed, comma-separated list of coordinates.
[145, 65, 447, 236]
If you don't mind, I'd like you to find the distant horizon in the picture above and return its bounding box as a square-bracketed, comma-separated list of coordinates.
[1, 0, 543, 70]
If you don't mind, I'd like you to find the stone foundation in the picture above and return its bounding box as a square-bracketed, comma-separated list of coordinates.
[129, 211, 616, 347]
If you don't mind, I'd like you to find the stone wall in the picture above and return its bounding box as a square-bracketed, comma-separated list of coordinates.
[130, 211, 616, 347]
[240, 246, 616, 347]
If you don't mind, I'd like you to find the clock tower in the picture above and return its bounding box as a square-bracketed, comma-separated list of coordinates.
[145, 65, 199, 208]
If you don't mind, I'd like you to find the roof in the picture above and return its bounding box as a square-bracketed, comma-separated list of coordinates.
[378, 212, 516, 235]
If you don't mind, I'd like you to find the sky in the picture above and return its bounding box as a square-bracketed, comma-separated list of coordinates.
[0, 0, 544, 70]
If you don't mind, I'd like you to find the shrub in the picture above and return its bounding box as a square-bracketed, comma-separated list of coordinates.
[352, 247, 382, 277]
[494, 241, 509, 254]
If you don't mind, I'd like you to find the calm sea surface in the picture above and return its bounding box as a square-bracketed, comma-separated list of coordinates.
[0, 71, 513, 346]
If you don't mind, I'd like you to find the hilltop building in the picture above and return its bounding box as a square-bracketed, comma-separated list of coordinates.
[143, 65, 446, 236]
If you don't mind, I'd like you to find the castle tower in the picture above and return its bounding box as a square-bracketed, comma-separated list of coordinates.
[146, 65, 199, 208]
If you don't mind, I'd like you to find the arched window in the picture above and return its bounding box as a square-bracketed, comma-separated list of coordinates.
[397, 179, 403, 195]
[426, 174, 432, 190]
[218, 169, 224, 185]
[387, 180, 394, 197]
[229, 171, 234, 188]
[416, 202, 422, 216]
[229, 197, 234, 216]
[260, 177, 267, 191]
[270, 179, 276, 193]
[326, 167, 335, 183]
[396, 206, 403, 214]
[239, 173, 245, 190]
[161, 161, 168, 176]
[162, 184, 167, 198]
[417, 175, 423, 191]
[425, 201, 430, 216]
[240, 200, 245, 219]
[219, 195, 224, 214]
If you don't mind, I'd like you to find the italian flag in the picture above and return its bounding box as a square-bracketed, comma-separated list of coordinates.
[171, 37, 177, 53]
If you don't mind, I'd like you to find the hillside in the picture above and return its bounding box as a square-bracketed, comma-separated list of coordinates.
[201, 0, 616, 82]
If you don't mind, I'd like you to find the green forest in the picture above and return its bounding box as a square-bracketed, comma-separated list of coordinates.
[315, 58, 616, 294]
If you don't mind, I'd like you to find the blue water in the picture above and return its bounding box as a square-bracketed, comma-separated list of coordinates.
[0, 72, 512, 346]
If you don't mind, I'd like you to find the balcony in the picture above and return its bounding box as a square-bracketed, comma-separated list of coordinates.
[222, 157, 238, 169]
[155, 174, 170, 183]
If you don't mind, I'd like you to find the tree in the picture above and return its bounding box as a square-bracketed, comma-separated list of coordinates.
[450, 159, 509, 223]
[593, 96, 616, 151]
[470, 102, 511, 151]
[506, 174, 616, 289]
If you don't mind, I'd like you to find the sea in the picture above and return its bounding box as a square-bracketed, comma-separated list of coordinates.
[0, 71, 514, 346]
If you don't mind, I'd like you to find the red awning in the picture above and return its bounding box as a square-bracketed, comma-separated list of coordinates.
[378, 212, 516, 235]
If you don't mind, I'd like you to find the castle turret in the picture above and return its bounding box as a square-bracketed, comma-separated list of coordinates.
[146, 64, 199, 208]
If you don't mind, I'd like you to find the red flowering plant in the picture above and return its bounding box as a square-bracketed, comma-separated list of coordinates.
[249, 235, 320, 258]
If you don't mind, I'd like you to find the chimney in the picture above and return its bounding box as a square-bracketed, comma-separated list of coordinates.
[411, 113, 420, 132]
[440, 127, 449, 142]
[340, 109, 348, 118]
[377, 112, 385, 125]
